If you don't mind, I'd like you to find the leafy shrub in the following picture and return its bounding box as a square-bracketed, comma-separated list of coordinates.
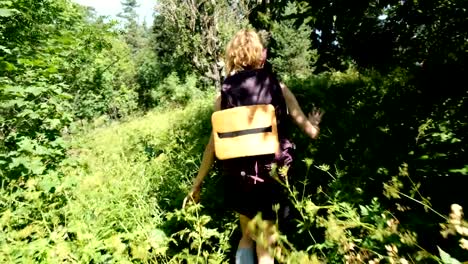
[70, 36, 139, 120]
[0, 92, 232, 263]
[151, 73, 203, 107]
[0, 75, 73, 183]
[135, 47, 161, 109]
[279, 66, 468, 262]
[0, 0, 140, 182]
[269, 2, 318, 80]
[1, 79, 467, 262]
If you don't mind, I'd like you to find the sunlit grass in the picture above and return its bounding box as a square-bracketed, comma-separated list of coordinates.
[0, 96, 216, 263]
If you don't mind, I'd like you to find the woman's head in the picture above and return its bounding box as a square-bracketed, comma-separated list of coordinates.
[225, 29, 265, 75]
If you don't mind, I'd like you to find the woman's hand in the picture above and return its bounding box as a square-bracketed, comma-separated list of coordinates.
[182, 95, 219, 209]
[308, 106, 324, 126]
[281, 83, 323, 139]
[182, 185, 201, 209]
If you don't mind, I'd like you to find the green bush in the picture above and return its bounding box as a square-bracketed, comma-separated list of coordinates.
[0, 0, 140, 182]
[278, 66, 468, 262]
[1, 79, 467, 262]
[0, 77, 73, 183]
[1, 1, 467, 260]
[0, 92, 236, 263]
[68, 34, 139, 120]
[151, 73, 203, 107]
[269, 2, 318, 80]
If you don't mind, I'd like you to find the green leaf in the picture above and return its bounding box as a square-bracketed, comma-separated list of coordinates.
[28, 158, 46, 175]
[3, 86, 23, 95]
[0, 61, 16, 71]
[24, 86, 47, 96]
[0, 1, 13, 7]
[58, 92, 73, 100]
[18, 109, 40, 119]
[0, 8, 16, 17]
[449, 166, 468, 175]
[38, 173, 60, 192]
[47, 119, 61, 129]
[438, 247, 462, 264]
[18, 138, 36, 153]
[0, 45, 11, 54]
[359, 205, 369, 216]
[9, 156, 29, 169]
[418, 155, 429, 160]
[46, 66, 58, 73]
[0, 98, 26, 108]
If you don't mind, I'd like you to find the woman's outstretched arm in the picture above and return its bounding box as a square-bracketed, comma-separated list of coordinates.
[183, 95, 221, 208]
[280, 83, 322, 139]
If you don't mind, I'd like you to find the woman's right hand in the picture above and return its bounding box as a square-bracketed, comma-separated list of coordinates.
[182, 185, 201, 209]
[308, 106, 324, 127]
[281, 83, 322, 139]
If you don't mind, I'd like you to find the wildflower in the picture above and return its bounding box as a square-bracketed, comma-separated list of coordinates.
[460, 238, 468, 250]
[387, 218, 399, 233]
[399, 258, 409, 264]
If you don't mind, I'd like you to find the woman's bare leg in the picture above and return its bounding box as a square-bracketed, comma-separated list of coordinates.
[239, 214, 254, 248]
[256, 220, 275, 264]
[236, 214, 255, 264]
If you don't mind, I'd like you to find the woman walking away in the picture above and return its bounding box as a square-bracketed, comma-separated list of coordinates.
[183, 29, 323, 264]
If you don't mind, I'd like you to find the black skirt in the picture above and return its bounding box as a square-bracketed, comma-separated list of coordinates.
[221, 141, 294, 220]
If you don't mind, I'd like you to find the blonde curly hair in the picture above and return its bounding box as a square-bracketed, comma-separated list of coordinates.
[225, 29, 264, 76]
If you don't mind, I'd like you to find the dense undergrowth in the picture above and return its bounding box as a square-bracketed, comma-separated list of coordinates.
[1, 69, 467, 263]
[2, 0, 468, 263]
[0, 96, 218, 263]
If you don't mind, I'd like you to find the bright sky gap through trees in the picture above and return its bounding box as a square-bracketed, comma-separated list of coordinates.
[72, 0, 155, 24]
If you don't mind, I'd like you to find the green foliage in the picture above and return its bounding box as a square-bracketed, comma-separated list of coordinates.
[70, 35, 138, 120]
[1, 81, 467, 262]
[269, 2, 318, 80]
[151, 73, 202, 107]
[0, 0, 78, 181]
[0, 94, 237, 262]
[134, 47, 161, 109]
[0, 0, 139, 181]
[153, 0, 249, 87]
[2, 0, 468, 263]
[167, 204, 236, 263]
[0, 78, 73, 181]
[280, 66, 468, 261]
[439, 247, 462, 264]
[252, 0, 468, 75]
[273, 171, 433, 262]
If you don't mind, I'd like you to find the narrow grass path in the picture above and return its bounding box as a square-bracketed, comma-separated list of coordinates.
[1, 98, 221, 263]
[62, 110, 177, 262]
[59, 99, 214, 262]
[0, 95, 241, 263]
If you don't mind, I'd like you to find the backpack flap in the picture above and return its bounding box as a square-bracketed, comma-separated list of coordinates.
[211, 104, 280, 160]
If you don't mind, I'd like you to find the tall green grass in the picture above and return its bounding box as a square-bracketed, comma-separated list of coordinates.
[2, 70, 467, 263]
[1, 94, 238, 263]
